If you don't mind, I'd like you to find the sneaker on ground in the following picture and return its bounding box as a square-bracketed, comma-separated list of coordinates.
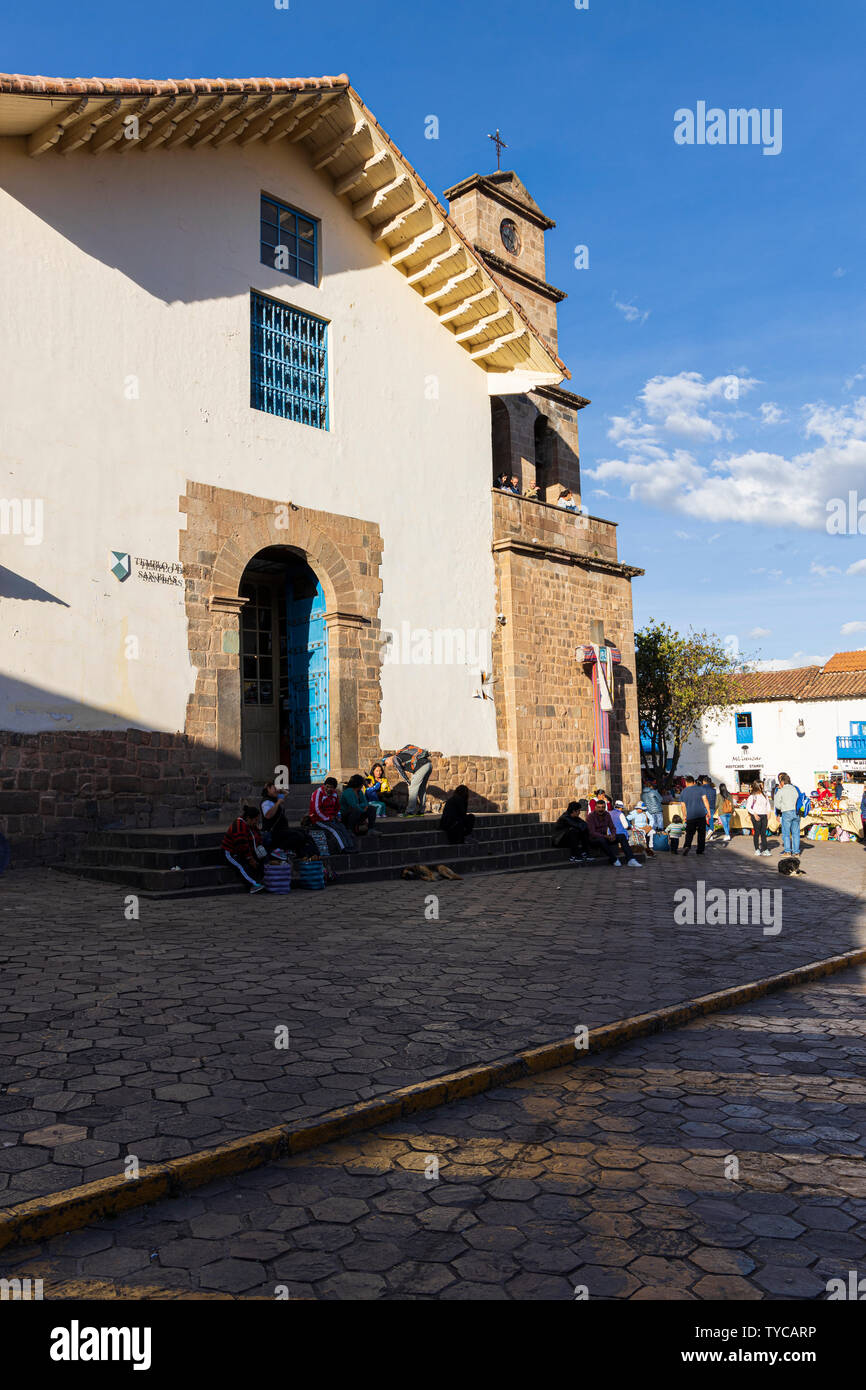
[612, 859, 622, 867]
[249, 882, 265, 894]
[627, 858, 643, 868]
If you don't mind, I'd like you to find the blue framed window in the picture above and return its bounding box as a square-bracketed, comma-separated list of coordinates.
[851, 721, 866, 737]
[250, 291, 329, 430]
[735, 711, 753, 744]
[260, 195, 318, 285]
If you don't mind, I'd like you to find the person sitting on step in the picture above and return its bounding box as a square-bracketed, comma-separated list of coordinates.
[365, 761, 395, 818]
[260, 781, 317, 859]
[340, 775, 377, 838]
[222, 805, 269, 893]
[309, 778, 356, 853]
[439, 784, 476, 845]
[586, 799, 643, 867]
[554, 800, 618, 864]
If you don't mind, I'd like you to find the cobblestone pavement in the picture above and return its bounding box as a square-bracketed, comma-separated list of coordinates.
[1, 837, 864, 1208]
[6, 965, 865, 1300]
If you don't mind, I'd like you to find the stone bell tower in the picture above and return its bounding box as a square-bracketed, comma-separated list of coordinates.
[444, 169, 586, 504]
[443, 163, 644, 817]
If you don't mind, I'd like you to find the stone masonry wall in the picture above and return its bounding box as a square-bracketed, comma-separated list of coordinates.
[0, 729, 221, 865]
[492, 492, 642, 818]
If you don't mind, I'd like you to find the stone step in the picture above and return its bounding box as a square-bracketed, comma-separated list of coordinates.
[71, 822, 554, 870]
[81, 810, 542, 852]
[56, 845, 646, 900]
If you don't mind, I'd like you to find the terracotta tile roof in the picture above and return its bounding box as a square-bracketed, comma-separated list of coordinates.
[0, 74, 349, 96]
[733, 653, 866, 703]
[821, 650, 866, 673]
[734, 667, 821, 701]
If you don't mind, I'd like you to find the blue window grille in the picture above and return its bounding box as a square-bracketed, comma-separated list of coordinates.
[850, 720, 866, 737]
[260, 195, 318, 285]
[250, 291, 329, 430]
[735, 711, 753, 744]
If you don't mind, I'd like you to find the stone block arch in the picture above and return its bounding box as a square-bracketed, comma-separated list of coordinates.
[180, 481, 384, 780]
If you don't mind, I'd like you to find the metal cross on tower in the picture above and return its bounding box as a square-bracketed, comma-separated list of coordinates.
[487, 128, 507, 170]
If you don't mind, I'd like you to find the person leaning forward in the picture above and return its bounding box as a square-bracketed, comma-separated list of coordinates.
[390, 744, 433, 816]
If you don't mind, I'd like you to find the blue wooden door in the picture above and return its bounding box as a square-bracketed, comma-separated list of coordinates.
[286, 576, 329, 781]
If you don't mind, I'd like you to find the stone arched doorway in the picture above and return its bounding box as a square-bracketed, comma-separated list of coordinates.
[180, 482, 384, 784]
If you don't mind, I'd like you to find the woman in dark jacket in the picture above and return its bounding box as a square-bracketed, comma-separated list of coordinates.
[440, 785, 476, 844]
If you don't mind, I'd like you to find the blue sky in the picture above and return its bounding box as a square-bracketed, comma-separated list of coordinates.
[7, 0, 866, 669]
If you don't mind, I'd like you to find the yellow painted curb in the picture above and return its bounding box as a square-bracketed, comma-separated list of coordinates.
[1, 943, 864, 1252]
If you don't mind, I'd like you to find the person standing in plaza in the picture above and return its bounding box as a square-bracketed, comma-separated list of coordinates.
[642, 778, 664, 834]
[745, 780, 772, 856]
[774, 772, 801, 856]
[680, 775, 711, 856]
[701, 776, 717, 835]
[391, 744, 433, 816]
[717, 782, 734, 841]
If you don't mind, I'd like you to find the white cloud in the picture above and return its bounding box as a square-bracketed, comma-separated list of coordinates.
[614, 299, 650, 324]
[833, 267, 847, 278]
[841, 621, 866, 635]
[638, 371, 759, 442]
[810, 561, 842, 578]
[844, 365, 866, 392]
[760, 402, 785, 425]
[749, 627, 772, 638]
[847, 559, 866, 576]
[753, 649, 829, 670]
[592, 389, 866, 531]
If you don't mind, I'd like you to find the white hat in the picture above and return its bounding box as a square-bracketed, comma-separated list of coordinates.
[636, 800, 645, 809]
[615, 799, 624, 807]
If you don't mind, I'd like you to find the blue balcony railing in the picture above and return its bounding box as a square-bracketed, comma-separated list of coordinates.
[836, 736, 866, 758]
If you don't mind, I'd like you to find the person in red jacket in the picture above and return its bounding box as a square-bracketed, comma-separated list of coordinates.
[221, 805, 267, 893]
[309, 778, 339, 825]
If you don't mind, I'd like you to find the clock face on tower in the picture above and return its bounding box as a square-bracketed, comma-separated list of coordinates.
[500, 218, 521, 255]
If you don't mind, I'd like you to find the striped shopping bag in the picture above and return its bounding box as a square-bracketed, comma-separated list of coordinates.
[263, 862, 293, 894]
[296, 859, 326, 890]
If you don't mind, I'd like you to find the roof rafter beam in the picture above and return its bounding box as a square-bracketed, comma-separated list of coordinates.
[470, 327, 528, 361]
[89, 96, 152, 154]
[258, 94, 323, 145]
[162, 95, 226, 148]
[351, 173, 410, 220]
[311, 119, 367, 169]
[405, 243, 466, 285]
[332, 148, 391, 197]
[455, 307, 513, 342]
[237, 94, 297, 146]
[439, 288, 496, 325]
[55, 98, 122, 154]
[370, 200, 430, 243]
[283, 102, 332, 144]
[27, 97, 89, 156]
[137, 96, 200, 149]
[423, 265, 479, 305]
[390, 222, 449, 266]
[211, 94, 273, 148]
[185, 94, 243, 146]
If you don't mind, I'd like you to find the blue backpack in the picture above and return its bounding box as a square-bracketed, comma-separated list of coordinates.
[794, 786, 809, 815]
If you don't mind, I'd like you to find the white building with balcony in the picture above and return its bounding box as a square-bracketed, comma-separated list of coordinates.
[680, 651, 866, 793]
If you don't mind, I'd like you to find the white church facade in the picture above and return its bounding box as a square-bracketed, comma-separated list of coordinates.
[0, 72, 643, 860]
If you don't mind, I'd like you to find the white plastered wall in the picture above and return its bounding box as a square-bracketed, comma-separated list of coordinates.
[681, 698, 866, 790]
[0, 134, 504, 755]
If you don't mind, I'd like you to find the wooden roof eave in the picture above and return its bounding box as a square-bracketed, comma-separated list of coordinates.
[0, 75, 566, 388]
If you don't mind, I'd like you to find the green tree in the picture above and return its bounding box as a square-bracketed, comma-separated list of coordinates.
[636, 619, 748, 789]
